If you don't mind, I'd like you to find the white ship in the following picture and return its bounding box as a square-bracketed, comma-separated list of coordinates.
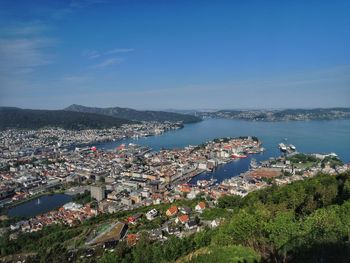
[278, 143, 287, 152]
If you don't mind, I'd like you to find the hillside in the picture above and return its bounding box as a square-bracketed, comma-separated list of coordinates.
[2, 172, 350, 262]
[0, 107, 133, 130]
[197, 108, 350, 121]
[65, 104, 202, 123]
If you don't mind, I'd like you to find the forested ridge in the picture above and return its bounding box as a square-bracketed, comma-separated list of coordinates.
[1, 171, 350, 262]
[0, 107, 134, 130]
[65, 104, 202, 124]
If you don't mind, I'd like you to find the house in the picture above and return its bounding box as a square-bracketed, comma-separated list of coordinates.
[180, 206, 191, 215]
[187, 191, 197, 200]
[127, 213, 142, 224]
[166, 225, 181, 235]
[149, 229, 163, 240]
[176, 214, 189, 224]
[146, 209, 158, 221]
[166, 205, 178, 217]
[185, 220, 198, 230]
[195, 202, 206, 213]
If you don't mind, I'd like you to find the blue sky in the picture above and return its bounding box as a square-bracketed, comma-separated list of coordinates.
[0, 0, 349, 110]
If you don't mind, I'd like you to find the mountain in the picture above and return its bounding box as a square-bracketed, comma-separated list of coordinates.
[196, 108, 350, 121]
[65, 104, 202, 123]
[0, 107, 134, 130]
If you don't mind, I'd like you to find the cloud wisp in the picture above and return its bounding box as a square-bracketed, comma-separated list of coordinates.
[83, 47, 134, 68]
[92, 57, 122, 68]
[52, 0, 110, 20]
[0, 33, 56, 77]
[83, 47, 134, 59]
[105, 48, 134, 54]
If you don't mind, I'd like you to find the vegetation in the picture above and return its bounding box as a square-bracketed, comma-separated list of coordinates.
[287, 153, 318, 164]
[65, 104, 202, 124]
[321, 156, 343, 168]
[184, 245, 260, 263]
[73, 190, 92, 205]
[2, 172, 350, 262]
[0, 107, 135, 130]
[200, 208, 232, 220]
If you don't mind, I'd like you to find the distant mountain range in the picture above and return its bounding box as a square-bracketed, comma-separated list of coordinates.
[65, 104, 201, 123]
[196, 108, 350, 121]
[2, 106, 347, 130]
[0, 107, 134, 130]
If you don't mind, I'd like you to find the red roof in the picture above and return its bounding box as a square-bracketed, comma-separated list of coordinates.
[166, 205, 178, 216]
[197, 202, 206, 209]
[178, 214, 189, 223]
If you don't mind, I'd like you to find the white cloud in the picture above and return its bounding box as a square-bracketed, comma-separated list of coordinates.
[83, 47, 134, 59]
[0, 37, 55, 74]
[61, 75, 89, 83]
[105, 48, 134, 54]
[92, 57, 122, 68]
[83, 50, 101, 59]
[1, 22, 50, 36]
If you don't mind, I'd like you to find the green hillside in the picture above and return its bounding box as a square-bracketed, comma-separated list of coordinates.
[1, 171, 350, 262]
[65, 104, 202, 123]
[0, 107, 134, 130]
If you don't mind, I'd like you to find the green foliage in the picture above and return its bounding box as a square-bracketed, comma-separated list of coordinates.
[0, 224, 81, 258]
[4, 172, 350, 262]
[287, 154, 318, 164]
[218, 194, 242, 209]
[200, 208, 232, 220]
[322, 156, 343, 168]
[0, 107, 134, 130]
[185, 245, 260, 263]
[211, 172, 350, 261]
[73, 190, 92, 205]
[65, 104, 202, 124]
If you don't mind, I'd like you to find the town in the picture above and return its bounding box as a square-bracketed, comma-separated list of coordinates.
[1, 128, 349, 261]
[0, 121, 184, 157]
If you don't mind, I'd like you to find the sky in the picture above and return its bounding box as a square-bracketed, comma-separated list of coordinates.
[0, 0, 349, 110]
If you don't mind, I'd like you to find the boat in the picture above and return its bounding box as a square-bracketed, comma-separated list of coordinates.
[289, 144, 296, 151]
[197, 178, 217, 187]
[232, 153, 248, 159]
[37, 198, 41, 205]
[278, 143, 287, 152]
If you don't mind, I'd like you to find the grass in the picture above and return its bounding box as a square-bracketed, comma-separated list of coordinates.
[178, 245, 261, 263]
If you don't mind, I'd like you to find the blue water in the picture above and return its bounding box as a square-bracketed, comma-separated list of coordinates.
[8, 120, 350, 217]
[8, 194, 72, 218]
[98, 119, 350, 183]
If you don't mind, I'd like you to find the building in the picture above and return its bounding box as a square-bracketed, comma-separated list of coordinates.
[176, 214, 189, 224]
[166, 205, 178, 217]
[91, 185, 106, 202]
[195, 202, 206, 213]
[90, 222, 128, 245]
[146, 209, 158, 220]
